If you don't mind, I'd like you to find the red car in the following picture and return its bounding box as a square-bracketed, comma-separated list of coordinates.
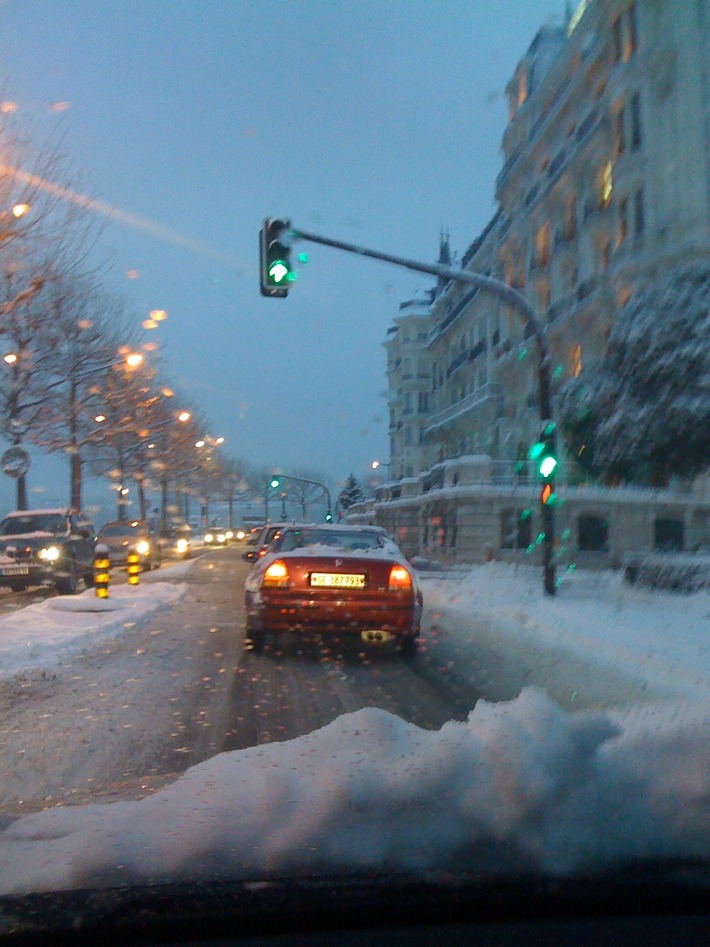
[244, 524, 422, 655]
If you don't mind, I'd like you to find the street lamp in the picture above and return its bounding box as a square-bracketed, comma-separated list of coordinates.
[371, 460, 390, 470]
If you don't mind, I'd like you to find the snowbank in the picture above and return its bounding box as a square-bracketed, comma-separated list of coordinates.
[423, 562, 710, 706]
[0, 582, 187, 681]
[1, 688, 708, 893]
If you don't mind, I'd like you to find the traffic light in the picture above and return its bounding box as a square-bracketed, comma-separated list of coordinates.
[324, 510, 332, 523]
[529, 421, 558, 480]
[540, 482, 556, 506]
[260, 218, 294, 298]
[269, 477, 281, 490]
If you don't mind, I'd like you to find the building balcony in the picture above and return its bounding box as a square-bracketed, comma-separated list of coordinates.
[423, 384, 504, 439]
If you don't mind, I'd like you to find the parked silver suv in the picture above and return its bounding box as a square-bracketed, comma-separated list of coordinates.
[0, 508, 96, 594]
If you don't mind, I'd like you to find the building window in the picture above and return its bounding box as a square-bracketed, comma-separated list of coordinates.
[612, 14, 623, 62]
[534, 222, 550, 266]
[634, 188, 645, 236]
[536, 279, 550, 312]
[614, 105, 625, 157]
[565, 194, 577, 238]
[630, 92, 642, 149]
[418, 391, 429, 413]
[654, 518, 684, 552]
[572, 343, 582, 377]
[617, 197, 628, 244]
[601, 238, 611, 269]
[517, 69, 527, 106]
[627, 2, 638, 57]
[432, 362, 437, 391]
[500, 508, 533, 550]
[404, 427, 412, 446]
[578, 515, 609, 552]
[601, 161, 613, 208]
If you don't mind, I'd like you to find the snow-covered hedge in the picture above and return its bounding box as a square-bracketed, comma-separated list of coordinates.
[624, 553, 710, 593]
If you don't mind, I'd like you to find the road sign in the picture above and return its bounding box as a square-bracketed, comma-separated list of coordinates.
[1, 446, 30, 479]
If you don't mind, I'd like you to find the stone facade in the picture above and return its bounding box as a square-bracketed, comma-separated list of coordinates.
[368, 0, 710, 566]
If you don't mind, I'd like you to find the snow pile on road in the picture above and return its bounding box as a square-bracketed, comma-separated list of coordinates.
[0, 582, 187, 681]
[1, 687, 709, 893]
[422, 562, 710, 705]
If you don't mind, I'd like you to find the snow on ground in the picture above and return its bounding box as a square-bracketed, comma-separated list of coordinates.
[422, 562, 710, 706]
[0, 561, 708, 893]
[0, 574, 189, 682]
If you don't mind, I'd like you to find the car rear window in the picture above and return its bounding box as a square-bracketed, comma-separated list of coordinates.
[277, 529, 384, 552]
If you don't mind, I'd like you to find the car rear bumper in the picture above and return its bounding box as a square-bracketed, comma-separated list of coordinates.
[246, 591, 420, 636]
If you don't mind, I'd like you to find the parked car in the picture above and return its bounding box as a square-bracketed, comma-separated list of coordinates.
[96, 520, 160, 570]
[0, 508, 96, 594]
[242, 522, 289, 563]
[244, 524, 422, 654]
[159, 525, 193, 560]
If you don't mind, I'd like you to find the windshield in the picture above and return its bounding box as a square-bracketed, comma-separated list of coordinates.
[0, 0, 709, 935]
[98, 522, 145, 537]
[0, 513, 63, 535]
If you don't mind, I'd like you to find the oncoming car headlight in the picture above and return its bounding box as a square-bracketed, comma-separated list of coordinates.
[176, 538, 189, 553]
[236, 530, 246, 541]
[225, 530, 234, 540]
[204, 533, 214, 543]
[135, 540, 150, 555]
[39, 545, 60, 561]
[216, 533, 226, 543]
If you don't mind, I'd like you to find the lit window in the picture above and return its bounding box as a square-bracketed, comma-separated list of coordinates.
[534, 222, 550, 266]
[601, 162, 613, 208]
[517, 69, 527, 106]
[572, 343, 582, 377]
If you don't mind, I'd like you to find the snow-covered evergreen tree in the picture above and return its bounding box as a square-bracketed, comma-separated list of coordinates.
[559, 264, 710, 485]
[338, 473, 365, 510]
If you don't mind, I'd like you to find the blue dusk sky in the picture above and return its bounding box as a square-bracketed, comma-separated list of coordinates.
[0, 0, 566, 518]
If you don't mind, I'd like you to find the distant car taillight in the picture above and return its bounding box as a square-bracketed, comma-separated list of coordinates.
[262, 560, 290, 588]
[388, 564, 412, 591]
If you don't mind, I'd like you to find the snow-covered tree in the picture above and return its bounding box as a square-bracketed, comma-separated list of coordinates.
[559, 264, 710, 485]
[338, 473, 365, 510]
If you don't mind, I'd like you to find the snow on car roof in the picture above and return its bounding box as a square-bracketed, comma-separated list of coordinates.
[3, 508, 68, 517]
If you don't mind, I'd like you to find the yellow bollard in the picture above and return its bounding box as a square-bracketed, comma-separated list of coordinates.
[93, 544, 110, 598]
[126, 547, 140, 586]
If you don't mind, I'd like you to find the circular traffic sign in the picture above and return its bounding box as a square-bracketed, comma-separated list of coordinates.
[2, 446, 31, 479]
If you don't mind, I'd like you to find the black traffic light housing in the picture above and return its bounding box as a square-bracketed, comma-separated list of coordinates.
[260, 218, 293, 298]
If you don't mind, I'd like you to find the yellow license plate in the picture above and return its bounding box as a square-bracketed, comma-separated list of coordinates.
[310, 572, 365, 589]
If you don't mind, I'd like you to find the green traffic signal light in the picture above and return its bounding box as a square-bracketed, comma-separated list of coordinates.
[324, 510, 332, 522]
[529, 422, 557, 480]
[260, 218, 293, 298]
[270, 477, 281, 489]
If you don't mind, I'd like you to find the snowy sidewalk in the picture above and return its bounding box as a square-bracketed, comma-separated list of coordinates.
[422, 562, 710, 707]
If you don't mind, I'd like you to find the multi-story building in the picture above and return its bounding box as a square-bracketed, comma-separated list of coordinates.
[357, 0, 710, 565]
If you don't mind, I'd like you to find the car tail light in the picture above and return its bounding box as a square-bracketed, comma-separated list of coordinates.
[262, 560, 290, 588]
[388, 564, 412, 591]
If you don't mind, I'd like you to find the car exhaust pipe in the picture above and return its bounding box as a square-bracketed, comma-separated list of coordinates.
[361, 630, 392, 644]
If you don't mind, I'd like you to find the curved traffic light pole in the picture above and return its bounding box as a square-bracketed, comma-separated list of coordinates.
[290, 226, 556, 595]
[266, 473, 332, 524]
